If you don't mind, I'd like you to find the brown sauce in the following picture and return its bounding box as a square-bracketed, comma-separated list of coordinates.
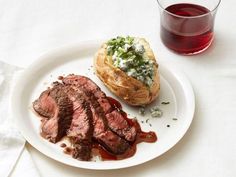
[107, 96, 122, 110]
[58, 76, 64, 80]
[92, 143, 137, 161]
[63, 147, 73, 155]
[92, 144, 117, 160]
[60, 143, 67, 148]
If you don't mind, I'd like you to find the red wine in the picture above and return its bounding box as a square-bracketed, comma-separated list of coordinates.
[161, 3, 214, 54]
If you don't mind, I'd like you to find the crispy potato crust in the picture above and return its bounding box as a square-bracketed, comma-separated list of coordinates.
[94, 38, 160, 106]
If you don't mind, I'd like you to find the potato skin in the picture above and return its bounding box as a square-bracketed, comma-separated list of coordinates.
[94, 38, 160, 106]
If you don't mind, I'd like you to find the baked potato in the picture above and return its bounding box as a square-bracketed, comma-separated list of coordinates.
[94, 36, 160, 106]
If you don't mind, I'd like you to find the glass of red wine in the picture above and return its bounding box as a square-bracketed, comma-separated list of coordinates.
[157, 0, 221, 55]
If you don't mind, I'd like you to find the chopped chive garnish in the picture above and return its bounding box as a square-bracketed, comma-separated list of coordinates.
[138, 107, 146, 116]
[106, 36, 155, 87]
[161, 101, 170, 105]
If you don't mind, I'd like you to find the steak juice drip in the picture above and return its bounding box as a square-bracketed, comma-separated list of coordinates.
[160, 3, 214, 54]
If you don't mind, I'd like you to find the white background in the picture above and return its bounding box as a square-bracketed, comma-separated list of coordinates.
[0, 0, 235, 176]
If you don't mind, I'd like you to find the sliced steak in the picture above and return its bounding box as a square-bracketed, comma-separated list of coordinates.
[61, 79, 130, 155]
[96, 130, 130, 155]
[33, 90, 56, 118]
[33, 74, 157, 161]
[62, 74, 137, 142]
[33, 85, 73, 143]
[106, 110, 137, 142]
[60, 84, 94, 161]
[86, 93, 130, 155]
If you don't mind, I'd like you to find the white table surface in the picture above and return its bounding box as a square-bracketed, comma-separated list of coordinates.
[1, 0, 236, 176]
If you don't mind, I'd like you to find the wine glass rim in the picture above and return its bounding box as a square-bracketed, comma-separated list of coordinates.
[156, 0, 221, 18]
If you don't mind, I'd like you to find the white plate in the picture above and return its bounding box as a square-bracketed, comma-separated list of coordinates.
[12, 40, 195, 170]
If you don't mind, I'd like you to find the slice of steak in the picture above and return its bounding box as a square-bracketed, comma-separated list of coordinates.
[87, 94, 130, 155]
[62, 74, 137, 142]
[96, 130, 130, 155]
[62, 79, 130, 155]
[33, 90, 56, 118]
[60, 84, 93, 161]
[33, 85, 73, 143]
[106, 110, 137, 142]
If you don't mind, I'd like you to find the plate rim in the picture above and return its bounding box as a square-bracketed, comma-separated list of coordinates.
[11, 40, 195, 170]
